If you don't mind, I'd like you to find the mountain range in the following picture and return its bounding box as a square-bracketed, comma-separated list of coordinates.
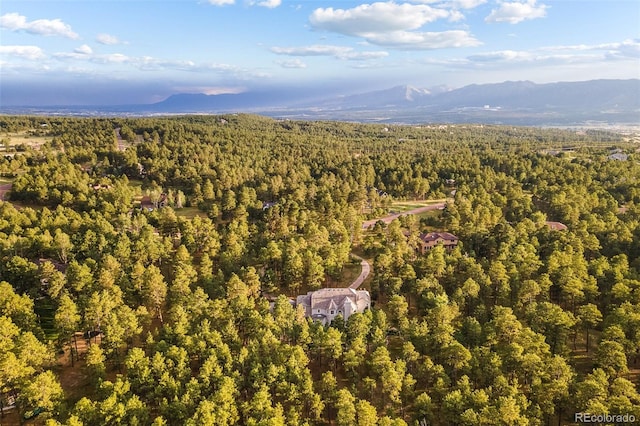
[146, 79, 640, 125]
[4, 79, 639, 126]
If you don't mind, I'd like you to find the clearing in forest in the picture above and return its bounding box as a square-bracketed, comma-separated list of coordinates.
[0, 130, 51, 150]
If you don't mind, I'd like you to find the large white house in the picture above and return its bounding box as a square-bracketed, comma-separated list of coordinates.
[296, 288, 371, 325]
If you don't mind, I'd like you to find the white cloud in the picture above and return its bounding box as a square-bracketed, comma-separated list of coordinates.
[210, 0, 280, 7]
[459, 41, 640, 69]
[271, 44, 389, 60]
[137, 57, 198, 71]
[54, 52, 88, 60]
[74, 44, 93, 55]
[196, 63, 271, 79]
[172, 86, 247, 95]
[408, 0, 486, 9]
[450, 0, 487, 9]
[612, 39, 640, 58]
[309, 2, 478, 50]
[0, 13, 79, 39]
[542, 39, 640, 58]
[366, 30, 481, 49]
[97, 53, 130, 64]
[468, 50, 532, 62]
[57, 53, 128, 65]
[485, 0, 548, 24]
[310, 3, 452, 35]
[96, 33, 121, 45]
[349, 50, 391, 60]
[0, 45, 45, 60]
[275, 59, 307, 69]
[47, 48, 264, 79]
[250, 0, 282, 8]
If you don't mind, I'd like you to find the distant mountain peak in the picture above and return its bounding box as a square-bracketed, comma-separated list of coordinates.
[109, 78, 639, 126]
[402, 85, 430, 101]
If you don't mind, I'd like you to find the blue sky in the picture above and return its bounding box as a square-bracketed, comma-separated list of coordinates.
[1, 0, 639, 105]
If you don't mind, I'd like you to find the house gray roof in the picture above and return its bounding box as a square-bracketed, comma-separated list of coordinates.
[419, 232, 459, 243]
[296, 288, 370, 320]
[608, 153, 628, 161]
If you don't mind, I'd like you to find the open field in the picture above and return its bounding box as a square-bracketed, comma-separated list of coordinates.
[415, 209, 443, 220]
[0, 131, 51, 149]
[389, 198, 449, 213]
[174, 206, 208, 219]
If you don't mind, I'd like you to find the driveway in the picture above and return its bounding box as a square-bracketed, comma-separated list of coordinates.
[349, 253, 370, 289]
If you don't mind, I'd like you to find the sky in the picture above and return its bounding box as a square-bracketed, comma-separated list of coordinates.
[1, 0, 639, 105]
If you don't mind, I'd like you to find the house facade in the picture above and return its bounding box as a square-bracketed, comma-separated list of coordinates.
[296, 288, 371, 325]
[417, 231, 459, 253]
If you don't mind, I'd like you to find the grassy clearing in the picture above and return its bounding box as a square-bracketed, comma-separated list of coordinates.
[1, 131, 51, 148]
[34, 299, 58, 342]
[415, 209, 443, 220]
[389, 198, 448, 213]
[174, 206, 208, 219]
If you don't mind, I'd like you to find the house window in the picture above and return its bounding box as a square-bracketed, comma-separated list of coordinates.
[330, 310, 334, 315]
[338, 311, 342, 314]
[316, 309, 320, 313]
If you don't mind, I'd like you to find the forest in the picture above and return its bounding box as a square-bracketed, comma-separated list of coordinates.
[0, 114, 639, 425]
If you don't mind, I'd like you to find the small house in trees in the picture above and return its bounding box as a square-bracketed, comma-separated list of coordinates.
[417, 231, 459, 253]
[296, 288, 370, 325]
[608, 152, 628, 161]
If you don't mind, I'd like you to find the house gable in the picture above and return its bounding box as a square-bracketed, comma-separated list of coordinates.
[296, 288, 370, 325]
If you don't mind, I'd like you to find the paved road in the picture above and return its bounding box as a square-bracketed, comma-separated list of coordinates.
[351, 201, 448, 288]
[114, 128, 127, 152]
[349, 253, 370, 289]
[361, 202, 446, 229]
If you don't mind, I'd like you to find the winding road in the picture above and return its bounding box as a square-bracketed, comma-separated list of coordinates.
[351, 201, 448, 288]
